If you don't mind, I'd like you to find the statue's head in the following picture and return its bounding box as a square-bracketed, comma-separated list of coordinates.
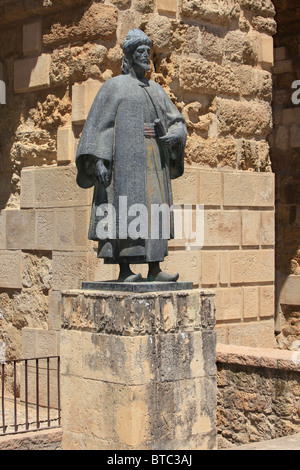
[122, 29, 152, 75]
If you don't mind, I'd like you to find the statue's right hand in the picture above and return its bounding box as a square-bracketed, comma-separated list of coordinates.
[95, 159, 110, 187]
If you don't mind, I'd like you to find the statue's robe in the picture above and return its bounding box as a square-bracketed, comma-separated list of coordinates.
[76, 74, 187, 264]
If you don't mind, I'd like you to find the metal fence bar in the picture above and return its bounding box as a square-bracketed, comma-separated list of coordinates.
[1, 363, 5, 434]
[47, 357, 50, 427]
[36, 359, 40, 429]
[57, 356, 61, 426]
[0, 356, 61, 436]
[14, 361, 17, 433]
[24, 359, 29, 431]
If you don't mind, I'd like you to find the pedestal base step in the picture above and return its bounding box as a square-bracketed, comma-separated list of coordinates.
[82, 280, 194, 293]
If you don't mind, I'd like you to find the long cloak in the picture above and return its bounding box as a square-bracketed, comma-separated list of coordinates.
[76, 74, 187, 264]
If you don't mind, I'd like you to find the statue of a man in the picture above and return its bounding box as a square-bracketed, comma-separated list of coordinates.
[76, 29, 187, 282]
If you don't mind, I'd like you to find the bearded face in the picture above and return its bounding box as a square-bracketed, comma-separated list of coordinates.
[131, 44, 151, 72]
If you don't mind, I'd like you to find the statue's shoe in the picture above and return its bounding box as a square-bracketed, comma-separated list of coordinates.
[147, 271, 179, 282]
[118, 272, 142, 283]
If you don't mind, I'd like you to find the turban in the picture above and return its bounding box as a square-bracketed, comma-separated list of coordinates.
[123, 29, 152, 55]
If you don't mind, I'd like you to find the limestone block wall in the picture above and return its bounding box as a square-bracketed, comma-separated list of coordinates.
[0, 0, 277, 362]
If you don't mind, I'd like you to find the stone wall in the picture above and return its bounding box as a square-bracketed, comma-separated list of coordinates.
[0, 428, 62, 450]
[0, 0, 277, 364]
[217, 343, 300, 448]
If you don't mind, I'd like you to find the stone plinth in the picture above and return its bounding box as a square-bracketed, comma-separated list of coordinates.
[60, 288, 217, 450]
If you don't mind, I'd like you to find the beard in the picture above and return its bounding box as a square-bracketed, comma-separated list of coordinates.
[133, 60, 150, 71]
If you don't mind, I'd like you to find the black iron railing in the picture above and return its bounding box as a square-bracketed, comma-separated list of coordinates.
[0, 356, 61, 435]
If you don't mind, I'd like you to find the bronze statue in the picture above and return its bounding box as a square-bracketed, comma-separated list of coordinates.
[76, 29, 187, 282]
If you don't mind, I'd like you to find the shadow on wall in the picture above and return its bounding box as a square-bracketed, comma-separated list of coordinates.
[270, 0, 300, 347]
[0, 172, 13, 210]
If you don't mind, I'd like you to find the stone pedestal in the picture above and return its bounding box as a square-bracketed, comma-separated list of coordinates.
[60, 287, 217, 450]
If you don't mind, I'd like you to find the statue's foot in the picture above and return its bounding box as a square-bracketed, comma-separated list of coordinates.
[147, 271, 179, 282]
[118, 272, 142, 283]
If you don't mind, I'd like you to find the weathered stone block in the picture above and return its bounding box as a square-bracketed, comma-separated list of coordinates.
[201, 251, 218, 286]
[179, 57, 240, 97]
[156, 0, 177, 13]
[22, 327, 59, 358]
[169, 206, 204, 249]
[239, 0, 275, 17]
[23, 20, 41, 56]
[53, 207, 88, 251]
[219, 251, 230, 285]
[60, 329, 83, 377]
[52, 251, 88, 290]
[243, 286, 259, 319]
[261, 210, 274, 245]
[35, 206, 89, 252]
[60, 374, 216, 448]
[204, 210, 240, 247]
[259, 285, 274, 318]
[227, 319, 275, 348]
[73, 207, 89, 249]
[73, 330, 208, 386]
[87, 251, 116, 284]
[216, 98, 272, 138]
[258, 33, 274, 68]
[6, 209, 36, 250]
[215, 287, 242, 322]
[36, 329, 60, 357]
[280, 275, 300, 305]
[14, 54, 51, 93]
[230, 249, 274, 284]
[48, 290, 62, 331]
[0, 210, 6, 249]
[43, 3, 118, 47]
[34, 165, 89, 208]
[55, 208, 74, 250]
[181, 0, 240, 26]
[223, 172, 274, 207]
[22, 328, 37, 358]
[199, 170, 222, 206]
[71, 82, 86, 125]
[20, 167, 35, 209]
[35, 209, 55, 250]
[180, 57, 270, 102]
[0, 250, 22, 289]
[170, 168, 198, 205]
[242, 210, 261, 246]
[161, 250, 201, 285]
[57, 125, 75, 163]
[72, 79, 101, 124]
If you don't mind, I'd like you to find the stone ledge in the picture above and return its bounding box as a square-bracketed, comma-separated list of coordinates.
[216, 343, 300, 371]
[0, 428, 62, 451]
